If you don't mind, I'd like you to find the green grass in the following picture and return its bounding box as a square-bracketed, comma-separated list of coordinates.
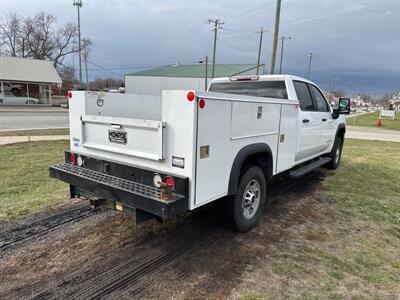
[0, 128, 69, 137]
[0, 140, 69, 220]
[347, 111, 400, 131]
[239, 139, 400, 299]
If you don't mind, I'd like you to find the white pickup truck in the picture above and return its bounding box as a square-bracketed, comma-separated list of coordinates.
[50, 75, 350, 232]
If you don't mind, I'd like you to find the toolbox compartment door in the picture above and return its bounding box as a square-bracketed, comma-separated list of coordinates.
[81, 115, 165, 161]
[195, 99, 231, 206]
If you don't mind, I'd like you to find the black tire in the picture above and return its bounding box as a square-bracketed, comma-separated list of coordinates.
[228, 166, 266, 233]
[327, 137, 343, 169]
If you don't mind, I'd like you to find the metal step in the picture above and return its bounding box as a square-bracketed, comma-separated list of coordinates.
[288, 157, 331, 179]
[50, 163, 183, 202]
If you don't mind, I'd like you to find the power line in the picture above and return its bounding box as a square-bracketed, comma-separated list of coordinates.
[219, 0, 268, 20]
[227, 2, 277, 23]
[220, 30, 259, 39]
[281, 2, 384, 28]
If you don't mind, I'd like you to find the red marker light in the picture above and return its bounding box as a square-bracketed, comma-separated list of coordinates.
[199, 99, 206, 109]
[69, 153, 76, 165]
[67, 91, 73, 100]
[164, 176, 176, 191]
[187, 91, 195, 102]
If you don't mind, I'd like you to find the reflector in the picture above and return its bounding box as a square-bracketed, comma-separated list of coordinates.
[187, 91, 195, 101]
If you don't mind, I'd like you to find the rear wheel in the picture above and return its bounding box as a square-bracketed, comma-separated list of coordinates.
[327, 137, 343, 169]
[228, 166, 266, 232]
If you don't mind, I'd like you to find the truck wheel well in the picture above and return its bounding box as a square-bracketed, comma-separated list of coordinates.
[241, 152, 272, 180]
[228, 143, 273, 195]
[337, 126, 345, 140]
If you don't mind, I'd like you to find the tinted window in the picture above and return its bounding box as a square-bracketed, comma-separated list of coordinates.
[309, 85, 329, 112]
[208, 81, 288, 99]
[293, 81, 314, 111]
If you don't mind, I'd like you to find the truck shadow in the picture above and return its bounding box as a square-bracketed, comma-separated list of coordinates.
[0, 170, 330, 300]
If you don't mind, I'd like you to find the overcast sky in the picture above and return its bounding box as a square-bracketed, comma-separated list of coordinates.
[1, 0, 399, 95]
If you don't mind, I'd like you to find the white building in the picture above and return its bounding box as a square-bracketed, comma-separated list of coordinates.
[0, 56, 62, 105]
[125, 64, 263, 96]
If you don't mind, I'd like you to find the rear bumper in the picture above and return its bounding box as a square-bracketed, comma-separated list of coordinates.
[49, 161, 188, 220]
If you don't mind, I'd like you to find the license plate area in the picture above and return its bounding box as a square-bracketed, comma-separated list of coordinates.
[108, 130, 127, 144]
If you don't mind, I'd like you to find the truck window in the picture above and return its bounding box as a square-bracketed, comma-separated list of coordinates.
[309, 85, 330, 112]
[208, 81, 288, 99]
[293, 81, 314, 111]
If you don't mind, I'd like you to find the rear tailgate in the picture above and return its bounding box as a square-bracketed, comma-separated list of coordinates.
[71, 91, 165, 162]
[81, 115, 165, 161]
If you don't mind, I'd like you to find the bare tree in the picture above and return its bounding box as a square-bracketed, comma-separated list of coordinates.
[0, 12, 90, 68]
[0, 13, 21, 56]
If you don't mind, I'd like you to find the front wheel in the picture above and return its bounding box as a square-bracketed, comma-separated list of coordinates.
[228, 166, 266, 232]
[327, 137, 343, 169]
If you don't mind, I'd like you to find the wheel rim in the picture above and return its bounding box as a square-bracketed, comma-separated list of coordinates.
[335, 142, 341, 164]
[242, 179, 261, 220]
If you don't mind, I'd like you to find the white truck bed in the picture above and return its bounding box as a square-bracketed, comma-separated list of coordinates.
[68, 88, 298, 210]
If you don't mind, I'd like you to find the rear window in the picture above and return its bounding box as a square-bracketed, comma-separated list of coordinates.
[208, 80, 288, 99]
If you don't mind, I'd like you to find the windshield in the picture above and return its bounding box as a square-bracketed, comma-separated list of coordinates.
[208, 80, 288, 99]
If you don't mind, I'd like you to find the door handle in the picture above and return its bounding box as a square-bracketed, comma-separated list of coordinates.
[302, 119, 310, 123]
[322, 118, 327, 122]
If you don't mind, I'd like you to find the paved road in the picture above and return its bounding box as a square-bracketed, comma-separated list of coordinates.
[0, 112, 69, 131]
[346, 126, 400, 143]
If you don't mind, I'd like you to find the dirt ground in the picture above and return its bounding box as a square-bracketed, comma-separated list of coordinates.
[0, 172, 335, 299]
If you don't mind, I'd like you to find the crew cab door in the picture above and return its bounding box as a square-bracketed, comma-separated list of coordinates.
[293, 81, 322, 162]
[308, 84, 336, 152]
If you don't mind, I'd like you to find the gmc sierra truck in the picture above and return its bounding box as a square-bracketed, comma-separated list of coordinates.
[49, 75, 350, 232]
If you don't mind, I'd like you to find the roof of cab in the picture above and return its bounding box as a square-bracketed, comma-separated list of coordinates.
[210, 74, 314, 85]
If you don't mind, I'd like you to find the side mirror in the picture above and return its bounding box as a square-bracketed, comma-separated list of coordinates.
[338, 98, 351, 115]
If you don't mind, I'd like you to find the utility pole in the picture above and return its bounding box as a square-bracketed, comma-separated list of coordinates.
[268, 0, 282, 74]
[205, 56, 208, 90]
[330, 68, 336, 93]
[256, 28, 266, 75]
[279, 36, 291, 74]
[208, 19, 224, 79]
[72, 38, 76, 87]
[84, 48, 89, 91]
[73, 0, 83, 88]
[306, 52, 316, 80]
[198, 56, 209, 90]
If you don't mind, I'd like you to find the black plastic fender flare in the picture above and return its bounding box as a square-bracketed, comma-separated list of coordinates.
[227, 143, 273, 195]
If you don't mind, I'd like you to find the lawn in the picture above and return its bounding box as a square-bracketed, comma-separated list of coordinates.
[238, 139, 400, 299]
[0, 128, 69, 137]
[0, 140, 69, 220]
[347, 111, 400, 131]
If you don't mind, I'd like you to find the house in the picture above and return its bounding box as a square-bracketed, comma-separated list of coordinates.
[0, 56, 62, 105]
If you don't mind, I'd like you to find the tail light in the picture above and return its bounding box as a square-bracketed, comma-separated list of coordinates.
[199, 99, 206, 109]
[164, 176, 176, 191]
[67, 91, 73, 100]
[69, 153, 76, 165]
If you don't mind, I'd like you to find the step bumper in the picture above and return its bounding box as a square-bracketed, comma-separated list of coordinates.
[49, 163, 188, 219]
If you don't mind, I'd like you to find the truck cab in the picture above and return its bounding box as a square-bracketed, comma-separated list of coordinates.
[50, 75, 349, 232]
